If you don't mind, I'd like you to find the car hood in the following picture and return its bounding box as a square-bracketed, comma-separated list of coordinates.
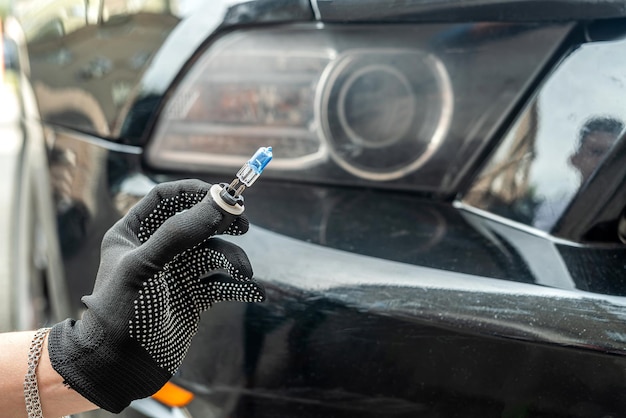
[312, 0, 626, 22]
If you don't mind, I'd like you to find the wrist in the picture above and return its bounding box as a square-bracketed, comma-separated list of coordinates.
[0, 330, 97, 418]
[38, 330, 99, 417]
[48, 319, 170, 413]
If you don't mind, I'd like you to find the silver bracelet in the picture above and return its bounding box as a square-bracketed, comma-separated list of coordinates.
[24, 328, 51, 418]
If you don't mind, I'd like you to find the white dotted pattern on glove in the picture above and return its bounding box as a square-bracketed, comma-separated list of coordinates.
[137, 193, 201, 243]
[136, 192, 243, 244]
[128, 192, 260, 373]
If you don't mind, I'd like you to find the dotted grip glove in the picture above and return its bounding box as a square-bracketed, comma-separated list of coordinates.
[48, 179, 265, 413]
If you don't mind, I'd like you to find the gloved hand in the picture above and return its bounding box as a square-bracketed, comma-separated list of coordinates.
[47, 179, 265, 413]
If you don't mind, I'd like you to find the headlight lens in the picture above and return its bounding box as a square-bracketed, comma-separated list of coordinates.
[149, 28, 331, 171]
[320, 50, 452, 181]
[146, 23, 570, 193]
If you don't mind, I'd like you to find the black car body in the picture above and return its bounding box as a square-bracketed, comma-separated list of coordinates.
[7, 0, 626, 416]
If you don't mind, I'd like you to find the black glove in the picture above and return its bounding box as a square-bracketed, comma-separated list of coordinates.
[47, 179, 265, 413]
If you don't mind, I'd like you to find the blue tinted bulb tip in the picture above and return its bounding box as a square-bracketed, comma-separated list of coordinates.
[247, 146, 273, 174]
[234, 146, 273, 188]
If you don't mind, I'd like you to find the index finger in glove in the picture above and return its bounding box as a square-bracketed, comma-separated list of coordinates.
[133, 197, 248, 270]
[125, 179, 248, 244]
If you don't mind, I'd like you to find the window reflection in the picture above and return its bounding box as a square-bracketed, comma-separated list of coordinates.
[570, 117, 622, 183]
[466, 111, 623, 232]
[464, 103, 539, 226]
[464, 39, 626, 233]
[14, 0, 176, 42]
[532, 116, 622, 230]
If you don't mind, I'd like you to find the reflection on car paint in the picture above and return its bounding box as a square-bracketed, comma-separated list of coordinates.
[465, 36, 626, 237]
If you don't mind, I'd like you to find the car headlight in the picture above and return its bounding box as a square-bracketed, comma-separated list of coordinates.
[146, 23, 570, 193]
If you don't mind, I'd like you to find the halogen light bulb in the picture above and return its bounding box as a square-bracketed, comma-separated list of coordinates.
[226, 146, 273, 197]
[237, 146, 273, 187]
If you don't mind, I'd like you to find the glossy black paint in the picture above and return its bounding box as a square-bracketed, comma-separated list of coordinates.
[181, 291, 626, 417]
[27, 12, 180, 138]
[242, 183, 537, 284]
[558, 245, 626, 296]
[312, 0, 626, 22]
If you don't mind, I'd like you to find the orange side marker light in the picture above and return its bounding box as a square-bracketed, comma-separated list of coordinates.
[152, 382, 194, 407]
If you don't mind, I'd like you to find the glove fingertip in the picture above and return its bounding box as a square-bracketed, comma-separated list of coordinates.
[202, 274, 266, 304]
[237, 281, 266, 303]
[248, 282, 266, 303]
